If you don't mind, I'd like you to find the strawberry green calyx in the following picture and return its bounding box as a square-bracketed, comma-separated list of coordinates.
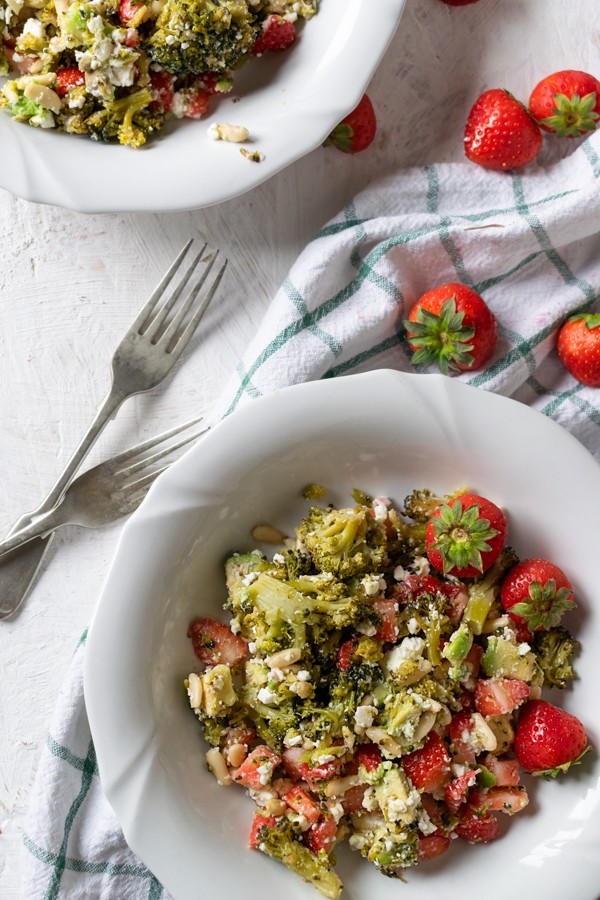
[568, 312, 600, 329]
[533, 744, 591, 779]
[510, 578, 575, 630]
[404, 298, 475, 374]
[430, 500, 499, 576]
[540, 91, 600, 137]
[324, 123, 354, 152]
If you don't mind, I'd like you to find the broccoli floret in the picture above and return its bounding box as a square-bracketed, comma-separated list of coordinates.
[85, 88, 160, 148]
[482, 635, 536, 681]
[349, 818, 419, 876]
[297, 505, 387, 578]
[402, 488, 444, 523]
[225, 551, 273, 611]
[303, 483, 327, 500]
[146, 0, 260, 75]
[327, 661, 381, 727]
[462, 546, 520, 635]
[533, 626, 579, 689]
[256, 816, 342, 899]
[245, 698, 300, 750]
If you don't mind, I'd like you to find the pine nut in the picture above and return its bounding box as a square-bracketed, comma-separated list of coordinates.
[481, 615, 511, 633]
[266, 648, 302, 668]
[251, 524, 286, 544]
[294, 681, 312, 699]
[206, 747, 232, 785]
[227, 742, 247, 768]
[186, 672, 203, 709]
[24, 82, 61, 113]
[325, 775, 359, 798]
[210, 122, 250, 143]
[412, 711, 437, 743]
[265, 798, 287, 816]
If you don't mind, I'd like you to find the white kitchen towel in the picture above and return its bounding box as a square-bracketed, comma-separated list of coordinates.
[23, 133, 600, 899]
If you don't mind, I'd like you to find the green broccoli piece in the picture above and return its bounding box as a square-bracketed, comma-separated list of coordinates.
[533, 626, 579, 689]
[482, 635, 536, 681]
[350, 820, 419, 876]
[303, 483, 327, 500]
[462, 546, 520, 635]
[297, 505, 387, 578]
[62, 1, 97, 44]
[256, 816, 342, 899]
[7, 95, 43, 121]
[85, 88, 159, 148]
[225, 551, 273, 611]
[402, 488, 444, 522]
[146, 0, 260, 75]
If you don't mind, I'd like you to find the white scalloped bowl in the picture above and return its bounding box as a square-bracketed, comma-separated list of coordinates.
[0, 0, 405, 212]
[85, 371, 600, 900]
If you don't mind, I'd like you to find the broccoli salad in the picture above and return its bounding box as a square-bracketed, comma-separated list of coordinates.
[0, 0, 316, 147]
[184, 487, 583, 898]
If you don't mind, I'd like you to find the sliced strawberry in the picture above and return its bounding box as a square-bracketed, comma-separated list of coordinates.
[232, 746, 281, 790]
[420, 794, 446, 830]
[463, 643, 483, 680]
[150, 69, 175, 114]
[418, 832, 452, 861]
[284, 786, 321, 823]
[124, 27, 140, 47]
[481, 754, 520, 786]
[444, 769, 479, 816]
[457, 690, 476, 712]
[373, 598, 399, 642]
[449, 711, 475, 744]
[193, 71, 233, 95]
[303, 815, 337, 853]
[302, 758, 345, 789]
[340, 784, 366, 813]
[118, 0, 143, 24]
[402, 732, 451, 793]
[54, 67, 84, 96]
[184, 87, 210, 119]
[469, 786, 529, 815]
[249, 813, 278, 848]
[474, 677, 530, 717]
[455, 808, 500, 843]
[355, 743, 382, 772]
[252, 14, 296, 55]
[188, 617, 247, 667]
[337, 637, 358, 670]
[282, 747, 305, 781]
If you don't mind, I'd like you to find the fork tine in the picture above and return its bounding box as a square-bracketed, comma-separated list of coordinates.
[113, 466, 172, 518]
[120, 463, 172, 494]
[141, 243, 208, 341]
[99, 415, 205, 477]
[128, 239, 193, 333]
[157, 251, 218, 350]
[165, 257, 228, 359]
[114, 426, 208, 481]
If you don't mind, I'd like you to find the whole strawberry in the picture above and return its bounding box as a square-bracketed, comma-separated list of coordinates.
[404, 283, 497, 374]
[324, 94, 376, 154]
[426, 493, 507, 578]
[529, 70, 600, 137]
[515, 699, 589, 776]
[464, 89, 542, 170]
[501, 557, 575, 631]
[557, 313, 600, 387]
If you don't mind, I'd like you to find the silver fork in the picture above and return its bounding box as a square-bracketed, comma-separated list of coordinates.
[0, 418, 208, 557]
[0, 240, 227, 619]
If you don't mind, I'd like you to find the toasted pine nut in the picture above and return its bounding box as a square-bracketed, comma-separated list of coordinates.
[294, 681, 312, 699]
[206, 747, 232, 785]
[251, 524, 286, 544]
[210, 122, 250, 143]
[266, 648, 302, 668]
[481, 615, 511, 633]
[187, 672, 203, 709]
[471, 713, 498, 753]
[227, 742, 247, 768]
[365, 727, 403, 758]
[412, 711, 437, 743]
[265, 798, 287, 816]
[24, 82, 61, 113]
[324, 775, 359, 798]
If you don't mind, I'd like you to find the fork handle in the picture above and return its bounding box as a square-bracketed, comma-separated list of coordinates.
[0, 506, 67, 559]
[24, 383, 129, 522]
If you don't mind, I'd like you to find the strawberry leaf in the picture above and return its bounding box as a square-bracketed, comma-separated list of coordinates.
[403, 298, 476, 373]
[541, 91, 599, 137]
[532, 744, 591, 779]
[509, 579, 575, 630]
[430, 500, 499, 575]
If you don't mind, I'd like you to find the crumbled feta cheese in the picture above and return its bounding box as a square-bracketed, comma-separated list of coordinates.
[393, 565, 407, 581]
[248, 641, 257, 654]
[256, 762, 274, 785]
[272, 553, 285, 565]
[383, 637, 426, 673]
[257, 686, 278, 705]
[412, 556, 430, 576]
[328, 801, 345, 823]
[518, 642, 531, 656]
[356, 620, 377, 637]
[354, 705, 377, 730]
[229, 617, 241, 635]
[296, 670, 311, 682]
[371, 497, 390, 522]
[362, 787, 379, 811]
[269, 667, 284, 684]
[361, 574, 381, 597]
[242, 571, 259, 586]
[417, 808, 437, 835]
[284, 734, 303, 748]
[317, 754, 336, 764]
[22, 16, 43, 37]
[407, 617, 420, 634]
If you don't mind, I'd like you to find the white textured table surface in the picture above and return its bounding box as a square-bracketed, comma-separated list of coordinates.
[1, 0, 599, 894]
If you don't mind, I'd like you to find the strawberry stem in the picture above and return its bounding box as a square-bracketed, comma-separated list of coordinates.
[540, 91, 599, 137]
[404, 298, 475, 374]
[430, 500, 499, 575]
[510, 578, 575, 630]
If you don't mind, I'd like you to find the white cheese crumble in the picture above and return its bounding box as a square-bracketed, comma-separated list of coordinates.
[383, 637, 426, 673]
[393, 565, 407, 582]
[242, 571, 259, 586]
[356, 621, 377, 637]
[407, 617, 420, 634]
[518, 642, 531, 656]
[256, 762, 274, 786]
[354, 705, 377, 730]
[273, 553, 286, 565]
[229, 617, 241, 635]
[296, 670, 311, 682]
[257, 686, 278, 706]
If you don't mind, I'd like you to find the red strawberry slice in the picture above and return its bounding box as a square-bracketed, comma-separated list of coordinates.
[284, 786, 321, 823]
[469, 786, 529, 815]
[184, 88, 210, 119]
[455, 808, 500, 843]
[188, 617, 247, 667]
[249, 813, 278, 848]
[303, 815, 337, 853]
[373, 598, 399, 642]
[340, 784, 366, 813]
[474, 677, 530, 717]
[232, 746, 281, 790]
[402, 732, 451, 793]
[355, 743, 382, 772]
[54, 67, 85, 96]
[150, 69, 175, 114]
[337, 637, 358, 670]
[118, 0, 143, 24]
[481, 754, 520, 786]
[417, 832, 452, 861]
[444, 769, 479, 815]
[252, 14, 296, 55]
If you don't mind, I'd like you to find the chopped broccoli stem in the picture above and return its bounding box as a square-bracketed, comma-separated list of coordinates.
[463, 547, 519, 634]
[257, 818, 342, 899]
[533, 626, 579, 689]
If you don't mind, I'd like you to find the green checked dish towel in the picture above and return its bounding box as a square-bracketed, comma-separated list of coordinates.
[23, 133, 600, 900]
